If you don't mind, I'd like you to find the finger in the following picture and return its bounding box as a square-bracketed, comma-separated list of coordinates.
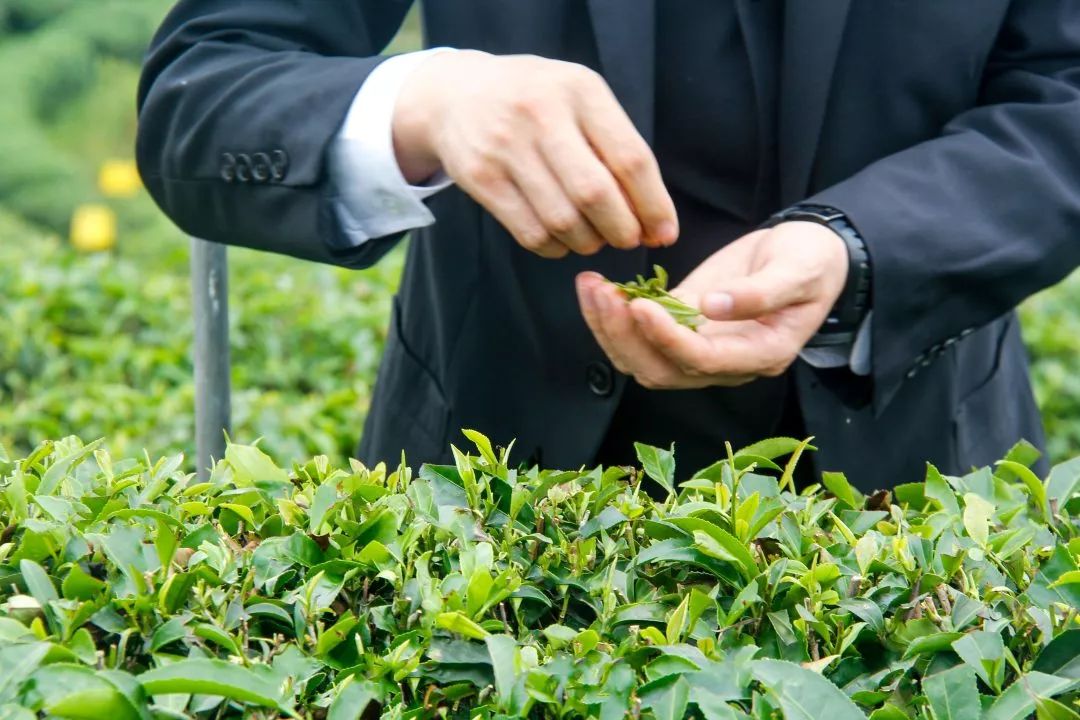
[632, 298, 790, 378]
[509, 149, 606, 256]
[575, 82, 678, 248]
[699, 264, 814, 322]
[538, 124, 642, 250]
[465, 170, 568, 259]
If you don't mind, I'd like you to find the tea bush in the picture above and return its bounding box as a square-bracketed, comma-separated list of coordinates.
[0, 433, 1077, 719]
[0, 210, 402, 463]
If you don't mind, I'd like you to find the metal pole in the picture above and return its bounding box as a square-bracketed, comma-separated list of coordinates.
[191, 238, 231, 482]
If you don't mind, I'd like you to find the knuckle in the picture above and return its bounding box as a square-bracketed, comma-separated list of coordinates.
[486, 123, 516, 151]
[545, 210, 580, 236]
[518, 228, 550, 251]
[510, 91, 546, 120]
[611, 148, 650, 178]
[459, 158, 498, 187]
[569, 178, 610, 208]
[575, 238, 605, 256]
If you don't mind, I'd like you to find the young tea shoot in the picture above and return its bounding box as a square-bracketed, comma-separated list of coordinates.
[611, 264, 704, 329]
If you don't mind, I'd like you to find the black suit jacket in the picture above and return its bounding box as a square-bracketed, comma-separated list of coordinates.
[137, 0, 1080, 489]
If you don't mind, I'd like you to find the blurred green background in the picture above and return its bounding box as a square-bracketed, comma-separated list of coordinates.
[0, 0, 1077, 467]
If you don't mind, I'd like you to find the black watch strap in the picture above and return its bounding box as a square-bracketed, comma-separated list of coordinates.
[763, 205, 871, 348]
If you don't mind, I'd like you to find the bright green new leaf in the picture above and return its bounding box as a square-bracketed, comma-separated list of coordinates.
[435, 611, 490, 640]
[962, 493, 994, 548]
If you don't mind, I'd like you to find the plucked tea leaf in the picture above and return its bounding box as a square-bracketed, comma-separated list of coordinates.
[612, 265, 704, 330]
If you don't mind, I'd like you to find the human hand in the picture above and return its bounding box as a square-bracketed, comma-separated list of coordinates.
[393, 51, 678, 257]
[575, 221, 849, 388]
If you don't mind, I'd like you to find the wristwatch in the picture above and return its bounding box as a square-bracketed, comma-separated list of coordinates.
[762, 204, 871, 348]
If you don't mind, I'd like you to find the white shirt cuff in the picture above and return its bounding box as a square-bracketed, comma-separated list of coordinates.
[799, 311, 873, 376]
[328, 48, 457, 246]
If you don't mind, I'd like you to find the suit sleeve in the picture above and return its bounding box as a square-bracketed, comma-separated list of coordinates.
[136, 0, 414, 268]
[806, 0, 1080, 413]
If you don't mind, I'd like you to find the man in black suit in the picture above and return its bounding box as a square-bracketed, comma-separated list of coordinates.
[137, 1, 1080, 489]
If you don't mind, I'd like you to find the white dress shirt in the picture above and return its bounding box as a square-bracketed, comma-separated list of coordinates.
[327, 48, 870, 374]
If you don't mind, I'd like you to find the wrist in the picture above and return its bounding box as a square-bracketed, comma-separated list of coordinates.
[765, 205, 872, 346]
[392, 51, 462, 184]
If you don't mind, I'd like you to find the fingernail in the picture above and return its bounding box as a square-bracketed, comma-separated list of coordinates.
[703, 292, 734, 318]
[653, 221, 678, 246]
[581, 286, 596, 311]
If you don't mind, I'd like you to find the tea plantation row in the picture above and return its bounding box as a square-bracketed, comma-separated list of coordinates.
[0, 433, 1077, 718]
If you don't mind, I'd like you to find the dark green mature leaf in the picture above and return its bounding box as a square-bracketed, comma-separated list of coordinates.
[1033, 630, 1080, 681]
[750, 660, 865, 720]
[18, 559, 57, 606]
[0, 644, 49, 704]
[328, 680, 381, 720]
[137, 659, 287, 710]
[1046, 457, 1080, 511]
[1026, 545, 1080, 610]
[923, 664, 981, 720]
[638, 674, 690, 720]
[26, 664, 144, 720]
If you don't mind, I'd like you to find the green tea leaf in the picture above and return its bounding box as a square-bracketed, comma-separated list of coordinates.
[751, 659, 865, 720]
[962, 493, 994, 548]
[1032, 630, 1080, 681]
[636, 442, 676, 496]
[328, 680, 381, 720]
[923, 664, 980, 720]
[138, 659, 287, 710]
[436, 612, 490, 640]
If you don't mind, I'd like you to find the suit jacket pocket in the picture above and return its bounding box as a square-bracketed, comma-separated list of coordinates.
[362, 298, 452, 463]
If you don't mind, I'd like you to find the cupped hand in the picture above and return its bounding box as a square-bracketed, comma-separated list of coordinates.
[575, 221, 849, 388]
[393, 51, 678, 257]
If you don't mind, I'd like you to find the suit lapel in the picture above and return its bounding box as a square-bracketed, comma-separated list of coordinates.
[779, 0, 852, 205]
[587, 0, 657, 145]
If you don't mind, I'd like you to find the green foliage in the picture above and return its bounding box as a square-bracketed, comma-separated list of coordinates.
[0, 433, 1077, 718]
[1021, 271, 1080, 462]
[613, 265, 704, 329]
[0, 211, 401, 464]
[0, 0, 174, 232]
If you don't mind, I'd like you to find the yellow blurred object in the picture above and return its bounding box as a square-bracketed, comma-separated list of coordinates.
[98, 159, 142, 198]
[70, 204, 117, 252]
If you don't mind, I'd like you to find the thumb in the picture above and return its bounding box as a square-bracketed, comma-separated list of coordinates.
[700, 266, 809, 321]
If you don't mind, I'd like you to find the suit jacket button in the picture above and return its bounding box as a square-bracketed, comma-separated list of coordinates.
[586, 361, 614, 397]
[220, 153, 237, 182]
[235, 153, 253, 182]
[270, 149, 289, 181]
[251, 152, 271, 182]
